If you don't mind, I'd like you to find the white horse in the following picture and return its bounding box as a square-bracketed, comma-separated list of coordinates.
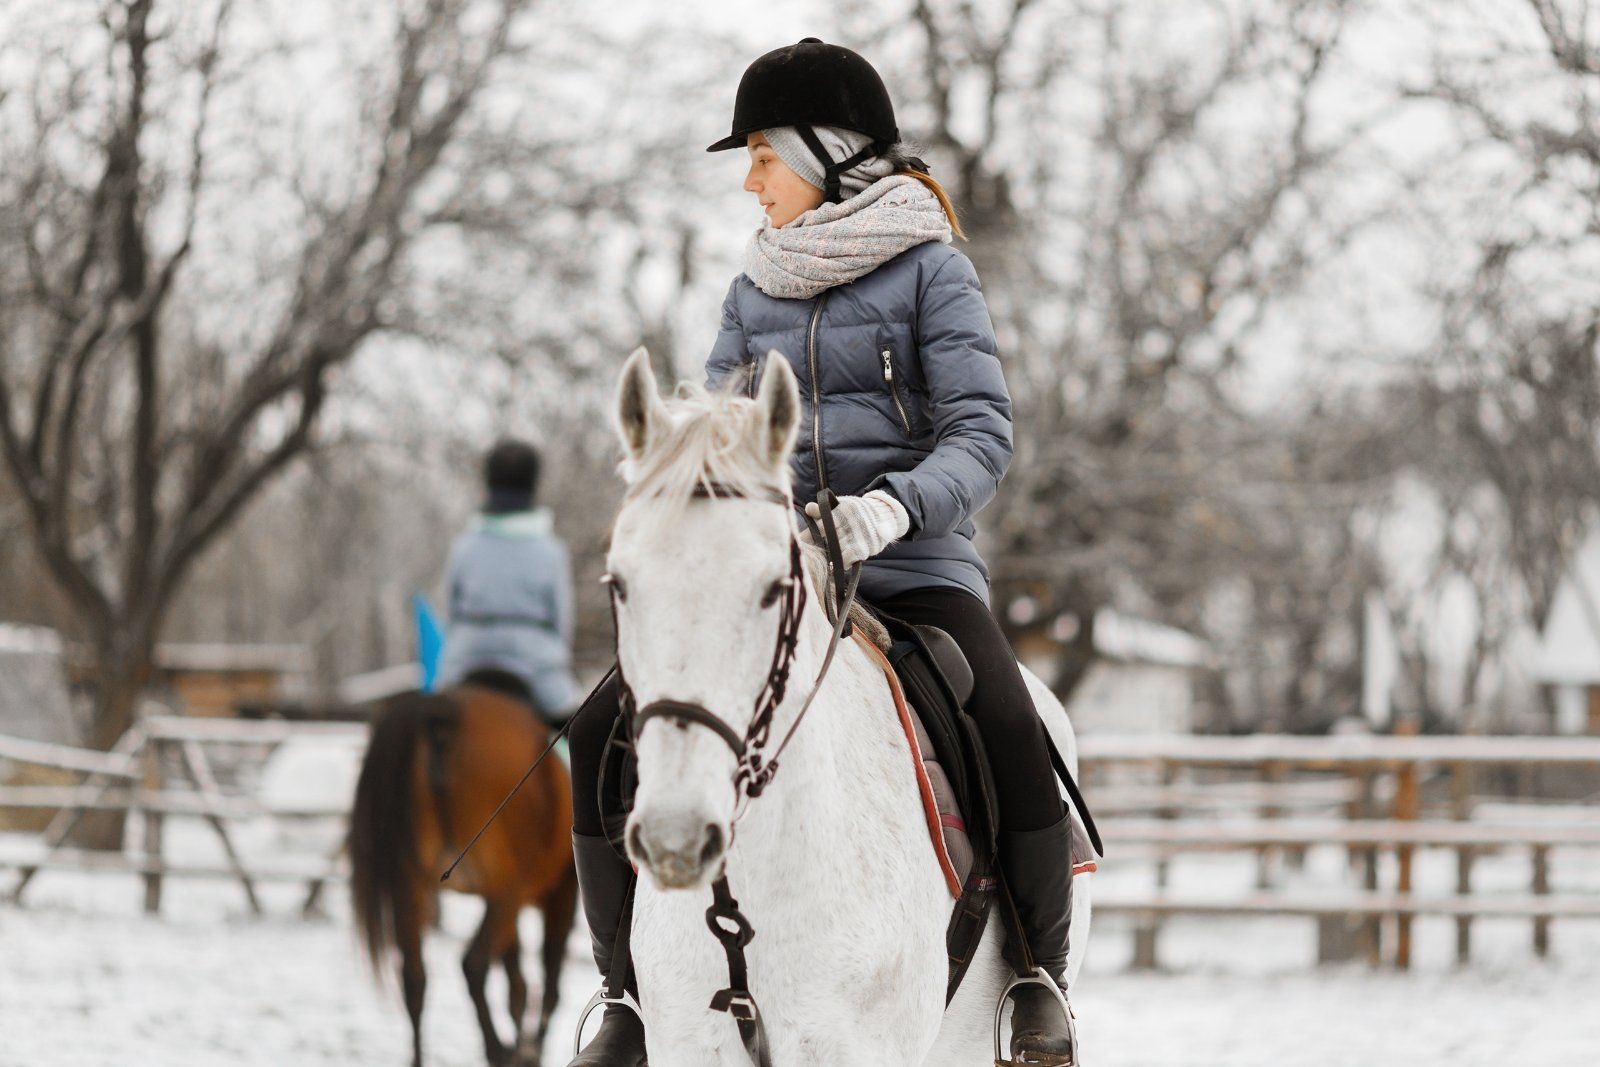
[605, 349, 1091, 1066]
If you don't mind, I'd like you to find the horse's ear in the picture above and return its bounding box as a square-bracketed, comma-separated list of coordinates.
[754, 353, 799, 468]
[615, 347, 665, 463]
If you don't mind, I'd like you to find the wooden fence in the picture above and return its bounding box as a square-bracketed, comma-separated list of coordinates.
[1078, 733, 1600, 968]
[8, 718, 1600, 971]
[0, 713, 365, 916]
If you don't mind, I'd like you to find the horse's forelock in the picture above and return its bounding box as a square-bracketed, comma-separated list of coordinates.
[619, 383, 788, 522]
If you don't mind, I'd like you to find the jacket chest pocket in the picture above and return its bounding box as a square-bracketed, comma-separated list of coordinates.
[741, 346, 769, 399]
[876, 329, 924, 436]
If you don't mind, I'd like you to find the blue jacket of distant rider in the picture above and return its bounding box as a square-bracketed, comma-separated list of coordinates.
[437, 508, 580, 717]
[706, 241, 1011, 605]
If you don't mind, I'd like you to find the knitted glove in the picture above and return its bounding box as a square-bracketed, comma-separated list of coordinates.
[803, 490, 911, 566]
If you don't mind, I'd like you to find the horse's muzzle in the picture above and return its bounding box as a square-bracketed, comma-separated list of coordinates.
[626, 808, 727, 889]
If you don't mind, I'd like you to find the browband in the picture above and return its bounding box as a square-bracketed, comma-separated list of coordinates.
[692, 482, 791, 507]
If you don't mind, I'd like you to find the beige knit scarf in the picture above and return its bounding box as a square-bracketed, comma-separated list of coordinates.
[743, 175, 952, 300]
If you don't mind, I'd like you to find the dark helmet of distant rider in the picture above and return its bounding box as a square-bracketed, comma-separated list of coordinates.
[483, 439, 541, 515]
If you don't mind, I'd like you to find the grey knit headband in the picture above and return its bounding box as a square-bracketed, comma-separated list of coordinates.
[762, 125, 894, 201]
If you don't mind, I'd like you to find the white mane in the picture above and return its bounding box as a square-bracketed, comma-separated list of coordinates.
[617, 382, 890, 648]
[620, 383, 788, 521]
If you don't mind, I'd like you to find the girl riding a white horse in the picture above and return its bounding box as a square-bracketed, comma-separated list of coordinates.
[566, 38, 1084, 1066]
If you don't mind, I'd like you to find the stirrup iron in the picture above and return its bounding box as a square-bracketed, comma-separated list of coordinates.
[994, 967, 1076, 1066]
[573, 985, 644, 1058]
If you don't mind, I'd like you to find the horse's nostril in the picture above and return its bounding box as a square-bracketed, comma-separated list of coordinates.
[626, 822, 651, 866]
[699, 822, 725, 867]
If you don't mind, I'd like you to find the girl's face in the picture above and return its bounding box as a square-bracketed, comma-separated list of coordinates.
[744, 132, 823, 227]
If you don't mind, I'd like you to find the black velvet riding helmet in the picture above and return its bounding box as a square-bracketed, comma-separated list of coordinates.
[705, 37, 900, 155]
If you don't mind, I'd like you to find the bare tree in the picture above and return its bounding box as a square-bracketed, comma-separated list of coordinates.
[0, 0, 531, 750]
[1393, 0, 1600, 655]
[838, 1, 1385, 715]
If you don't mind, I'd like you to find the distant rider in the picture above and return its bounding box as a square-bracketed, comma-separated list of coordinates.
[437, 439, 580, 723]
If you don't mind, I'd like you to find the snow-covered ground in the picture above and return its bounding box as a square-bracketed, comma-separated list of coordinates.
[2, 831, 1598, 1067]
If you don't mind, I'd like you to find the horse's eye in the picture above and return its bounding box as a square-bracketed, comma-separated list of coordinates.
[601, 573, 628, 603]
[760, 577, 791, 609]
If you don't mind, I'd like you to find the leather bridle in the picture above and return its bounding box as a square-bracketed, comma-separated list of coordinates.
[596, 482, 861, 1067]
[610, 483, 859, 811]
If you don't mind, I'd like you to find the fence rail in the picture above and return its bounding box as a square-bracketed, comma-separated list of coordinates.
[1078, 733, 1600, 766]
[0, 710, 362, 916]
[0, 734, 138, 778]
[7, 717, 1599, 970]
[1078, 733, 1600, 969]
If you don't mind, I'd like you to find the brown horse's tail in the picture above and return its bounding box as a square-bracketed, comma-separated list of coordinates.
[349, 690, 456, 973]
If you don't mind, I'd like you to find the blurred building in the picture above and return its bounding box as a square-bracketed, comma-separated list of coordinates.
[0, 623, 79, 744]
[1016, 608, 1208, 735]
[147, 643, 310, 718]
[1533, 531, 1600, 736]
[1357, 473, 1544, 732]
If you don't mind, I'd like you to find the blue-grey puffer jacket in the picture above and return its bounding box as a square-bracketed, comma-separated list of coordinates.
[705, 240, 1011, 605]
[438, 509, 581, 718]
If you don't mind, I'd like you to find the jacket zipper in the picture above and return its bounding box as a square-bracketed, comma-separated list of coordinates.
[882, 349, 912, 434]
[808, 294, 829, 491]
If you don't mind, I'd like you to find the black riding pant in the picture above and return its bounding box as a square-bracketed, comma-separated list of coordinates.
[568, 585, 1064, 837]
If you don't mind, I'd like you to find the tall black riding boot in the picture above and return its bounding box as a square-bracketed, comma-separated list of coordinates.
[569, 833, 648, 1067]
[999, 811, 1080, 1065]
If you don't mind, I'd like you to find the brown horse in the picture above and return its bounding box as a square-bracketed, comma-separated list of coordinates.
[350, 683, 577, 1067]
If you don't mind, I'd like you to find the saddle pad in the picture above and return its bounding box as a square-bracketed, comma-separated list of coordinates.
[854, 632, 968, 899]
[855, 633, 1102, 889]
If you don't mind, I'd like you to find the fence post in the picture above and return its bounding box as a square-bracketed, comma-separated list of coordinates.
[1351, 766, 1381, 965]
[1451, 761, 1475, 965]
[1392, 756, 1420, 969]
[1132, 758, 1177, 970]
[141, 738, 165, 916]
[1532, 844, 1551, 958]
[1255, 760, 1285, 890]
